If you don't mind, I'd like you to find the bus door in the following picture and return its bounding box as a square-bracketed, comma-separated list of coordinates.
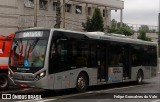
[123, 45, 131, 79]
[49, 37, 71, 89]
[97, 44, 108, 82]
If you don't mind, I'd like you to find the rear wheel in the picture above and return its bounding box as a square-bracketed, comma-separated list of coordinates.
[76, 73, 88, 92]
[0, 73, 9, 90]
[136, 71, 143, 84]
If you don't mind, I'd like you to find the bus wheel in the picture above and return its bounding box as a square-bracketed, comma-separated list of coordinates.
[0, 73, 9, 90]
[136, 71, 143, 84]
[76, 73, 88, 92]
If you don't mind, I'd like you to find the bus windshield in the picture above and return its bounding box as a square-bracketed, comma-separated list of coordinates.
[9, 30, 49, 73]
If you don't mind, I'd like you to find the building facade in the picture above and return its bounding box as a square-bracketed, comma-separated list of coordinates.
[0, 0, 124, 35]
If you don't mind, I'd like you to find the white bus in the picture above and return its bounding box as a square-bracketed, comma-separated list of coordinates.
[8, 28, 158, 92]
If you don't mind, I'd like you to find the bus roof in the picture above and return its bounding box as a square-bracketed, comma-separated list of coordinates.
[15, 28, 157, 46]
[52, 29, 157, 46]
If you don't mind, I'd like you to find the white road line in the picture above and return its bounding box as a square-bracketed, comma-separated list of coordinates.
[36, 98, 57, 102]
[151, 100, 160, 102]
[91, 85, 143, 93]
[13, 84, 144, 102]
[52, 84, 143, 99]
[96, 99, 112, 102]
[15, 100, 39, 102]
[15, 98, 57, 102]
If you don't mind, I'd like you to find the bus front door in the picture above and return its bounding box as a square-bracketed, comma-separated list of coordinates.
[97, 44, 108, 82]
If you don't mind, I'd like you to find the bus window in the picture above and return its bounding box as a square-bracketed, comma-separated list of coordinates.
[49, 39, 70, 73]
[131, 45, 150, 66]
[149, 46, 157, 66]
[76, 41, 89, 68]
[109, 43, 123, 67]
[88, 43, 97, 67]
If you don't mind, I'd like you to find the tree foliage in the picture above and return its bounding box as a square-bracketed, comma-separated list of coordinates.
[139, 25, 149, 33]
[82, 8, 104, 32]
[82, 17, 92, 32]
[137, 30, 152, 41]
[108, 19, 134, 36]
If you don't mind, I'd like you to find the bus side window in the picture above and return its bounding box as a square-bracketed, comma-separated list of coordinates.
[51, 44, 56, 59]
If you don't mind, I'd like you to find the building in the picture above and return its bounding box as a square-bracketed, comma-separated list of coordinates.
[0, 0, 18, 35]
[0, 0, 124, 35]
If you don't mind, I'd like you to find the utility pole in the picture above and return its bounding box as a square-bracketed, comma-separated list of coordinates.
[158, 13, 160, 57]
[55, 0, 61, 28]
[34, 0, 38, 27]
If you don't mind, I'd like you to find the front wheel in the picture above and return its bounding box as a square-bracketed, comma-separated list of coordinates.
[76, 73, 88, 92]
[136, 71, 143, 84]
[0, 73, 9, 90]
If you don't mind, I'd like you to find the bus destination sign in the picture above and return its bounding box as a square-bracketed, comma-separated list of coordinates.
[15, 31, 47, 38]
[22, 31, 43, 38]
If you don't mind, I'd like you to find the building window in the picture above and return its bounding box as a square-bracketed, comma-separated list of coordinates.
[103, 9, 105, 17]
[76, 6, 82, 14]
[88, 7, 92, 15]
[39, 0, 48, 10]
[53, 2, 57, 11]
[103, 9, 108, 17]
[24, 0, 34, 8]
[65, 4, 72, 13]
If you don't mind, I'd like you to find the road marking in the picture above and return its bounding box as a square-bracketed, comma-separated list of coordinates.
[8, 84, 144, 102]
[96, 99, 112, 102]
[50, 84, 143, 99]
[92, 85, 143, 93]
[86, 91, 94, 94]
[15, 98, 57, 102]
[36, 98, 57, 102]
[151, 100, 160, 102]
[19, 88, 31, 92]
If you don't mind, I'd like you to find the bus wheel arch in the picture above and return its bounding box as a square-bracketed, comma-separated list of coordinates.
[136, 69, 144, 84]
[76, 71, 89, 92]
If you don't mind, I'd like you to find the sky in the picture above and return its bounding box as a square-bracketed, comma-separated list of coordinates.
[111, 0, 159, 26]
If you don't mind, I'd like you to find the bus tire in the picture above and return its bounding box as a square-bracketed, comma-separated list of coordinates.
[0, 73, 9, 90]
[136, 70, 143, 84]
[76, 72, 88, 92]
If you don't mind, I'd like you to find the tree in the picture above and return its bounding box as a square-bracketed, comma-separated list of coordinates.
[116, 27, 134, 36]
[82, 17, 92, 32]
[82, 8, 104, 32]
[139, 25, 149, 33]
[108, 19, 134, 36]
[137, 30, 152, 41]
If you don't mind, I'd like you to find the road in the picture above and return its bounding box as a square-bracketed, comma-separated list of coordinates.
[0, 73, 159, 102]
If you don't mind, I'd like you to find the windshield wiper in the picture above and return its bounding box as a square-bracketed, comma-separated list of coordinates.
[26, 38, 39, 60]
[29, 38, 39, 53]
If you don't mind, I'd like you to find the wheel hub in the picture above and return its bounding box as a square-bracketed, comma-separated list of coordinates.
[78, 77, 85, 89]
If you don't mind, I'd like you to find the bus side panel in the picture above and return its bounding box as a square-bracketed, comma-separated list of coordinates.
[108, 67, 123, 83]
[53, 71, 70, 90]
[86, 68, 98, 86]
[35, 76, 49, 89]
[143, 66, 151, 79]
[53, 68, 98, 90]
[73, 68, 98, 86]
[151, 66, 157, 78]
[131, 67, 145, 81]
[69, 67, 98, 88]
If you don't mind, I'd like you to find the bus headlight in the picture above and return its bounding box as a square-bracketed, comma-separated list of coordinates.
[34, 71, 46, 81]
[8, 70, 14, 78]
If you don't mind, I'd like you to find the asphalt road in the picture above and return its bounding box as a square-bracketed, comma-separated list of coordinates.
[0, 73, 159, 102]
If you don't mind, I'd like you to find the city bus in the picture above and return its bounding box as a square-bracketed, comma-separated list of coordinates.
[8, 28, 158, 92]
